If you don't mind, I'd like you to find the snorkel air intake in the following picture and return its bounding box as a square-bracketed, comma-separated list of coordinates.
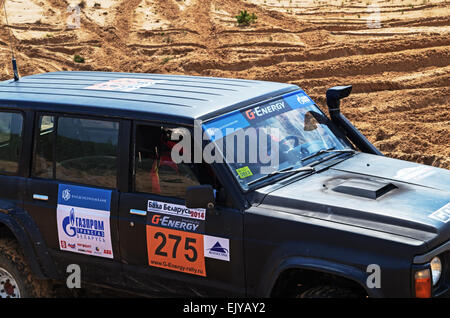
[326, 85, 383, 156]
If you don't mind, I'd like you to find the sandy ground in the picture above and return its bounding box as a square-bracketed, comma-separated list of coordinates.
[0, 0, 448, 298]
[1, 0, 449, 168]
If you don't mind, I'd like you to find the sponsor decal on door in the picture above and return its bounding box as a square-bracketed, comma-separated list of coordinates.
[57, 184, 113, 259]
[147, 200, 206, 221]
[146, 200, 230, 277]
[146, 225, 206, 277]
[204, 235, 230, 262]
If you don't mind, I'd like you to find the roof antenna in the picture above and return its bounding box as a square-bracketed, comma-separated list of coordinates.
[3, 0, 19, 81]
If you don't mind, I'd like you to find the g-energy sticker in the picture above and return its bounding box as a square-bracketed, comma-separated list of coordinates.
[147, 200, 206, 221]
[429, 203, 450, 223]
[149, 213, 204, 233]
[241, 100, 291, 124]
[57, 184, 113, 259]
[202, 90, 315, 142]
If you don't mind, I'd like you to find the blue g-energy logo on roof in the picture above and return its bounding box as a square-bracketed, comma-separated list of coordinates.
[203, 90, 314, 141]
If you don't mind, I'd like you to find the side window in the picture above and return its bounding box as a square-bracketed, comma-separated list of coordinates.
[33, 115, 55, 179]
[0, 111, 23, 174]
[32, 115, 119, 188]
[134, 124, 199, 199]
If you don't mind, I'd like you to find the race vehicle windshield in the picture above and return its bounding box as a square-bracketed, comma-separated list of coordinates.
[203, 90, 352, 190]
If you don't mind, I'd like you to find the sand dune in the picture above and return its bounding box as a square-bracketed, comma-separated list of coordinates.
[1, 0, 449, 168]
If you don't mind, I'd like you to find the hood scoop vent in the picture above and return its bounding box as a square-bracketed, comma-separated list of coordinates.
[332, 178, 397, 200]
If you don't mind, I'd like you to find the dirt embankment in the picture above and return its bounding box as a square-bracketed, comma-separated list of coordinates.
[1, 0, 449, 168]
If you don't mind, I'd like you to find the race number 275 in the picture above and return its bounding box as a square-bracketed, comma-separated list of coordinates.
[146, 226, 206, 277]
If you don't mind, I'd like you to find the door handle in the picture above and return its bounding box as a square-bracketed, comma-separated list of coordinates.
[130, 209, 147, 216]
[33, 194, 49, 201]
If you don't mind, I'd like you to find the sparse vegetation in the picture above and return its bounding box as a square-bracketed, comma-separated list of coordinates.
[235, 10, 257, 26]
[163, 36, 173, 44]
[161, 57, 172, 64]
[74, 55, 85, 63]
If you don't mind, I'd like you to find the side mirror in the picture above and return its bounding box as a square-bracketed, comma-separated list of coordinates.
[185, 185, 215, 209]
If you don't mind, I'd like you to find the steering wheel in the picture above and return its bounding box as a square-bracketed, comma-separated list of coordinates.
[279, 136, 302, 163]
[300, 140, 326, 155]
[280, 135, 299, 149]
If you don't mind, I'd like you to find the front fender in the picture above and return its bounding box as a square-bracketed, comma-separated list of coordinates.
[0, 201, 57, 278]
[261, 256, 383, 298]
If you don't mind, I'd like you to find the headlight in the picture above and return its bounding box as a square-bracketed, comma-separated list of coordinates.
[430, 257, 442, 286]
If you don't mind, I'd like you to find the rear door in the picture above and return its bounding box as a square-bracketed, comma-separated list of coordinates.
[0, 109, 25, 211]
[118, 122, 246, 296]
[23, 113, 124, 286]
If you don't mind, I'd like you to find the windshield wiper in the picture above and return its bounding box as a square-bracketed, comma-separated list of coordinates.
[301, 147, 355, 163]
[246, 165, 315, 187]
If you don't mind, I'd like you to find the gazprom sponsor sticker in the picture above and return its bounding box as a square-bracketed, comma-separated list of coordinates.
[204, 235, 230, 262]
[57, 184, 113, 259]
[147, 200, 206, 221]
[429, 203, 450, 223]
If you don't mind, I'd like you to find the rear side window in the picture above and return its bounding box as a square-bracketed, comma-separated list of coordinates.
[34, 115, 55, 179]
[33, 115, 119, 188]
[0, 111, 23, 174]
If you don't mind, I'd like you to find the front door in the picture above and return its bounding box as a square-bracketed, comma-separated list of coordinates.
[118, 122, 246, 297]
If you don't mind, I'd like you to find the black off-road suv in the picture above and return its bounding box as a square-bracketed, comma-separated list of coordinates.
[0, 71, 448, 298]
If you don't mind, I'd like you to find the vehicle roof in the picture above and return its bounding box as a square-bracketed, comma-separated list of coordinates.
[0, 71, 299, 123]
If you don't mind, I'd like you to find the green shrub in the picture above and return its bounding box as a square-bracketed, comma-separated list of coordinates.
[74, 55, 85, 63]
[161, 57, 172, 64]
[235, 10, 257, 26]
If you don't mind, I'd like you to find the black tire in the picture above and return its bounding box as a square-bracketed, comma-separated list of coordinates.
[298, 285, 359, 298]
[0, 239, 52, 298]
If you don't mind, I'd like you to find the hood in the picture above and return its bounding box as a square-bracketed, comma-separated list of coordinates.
[258, 153, 450, 249]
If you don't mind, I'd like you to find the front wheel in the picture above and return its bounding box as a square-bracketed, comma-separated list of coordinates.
[297, 285, 360, 298]
[0, 239, 51, 298]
